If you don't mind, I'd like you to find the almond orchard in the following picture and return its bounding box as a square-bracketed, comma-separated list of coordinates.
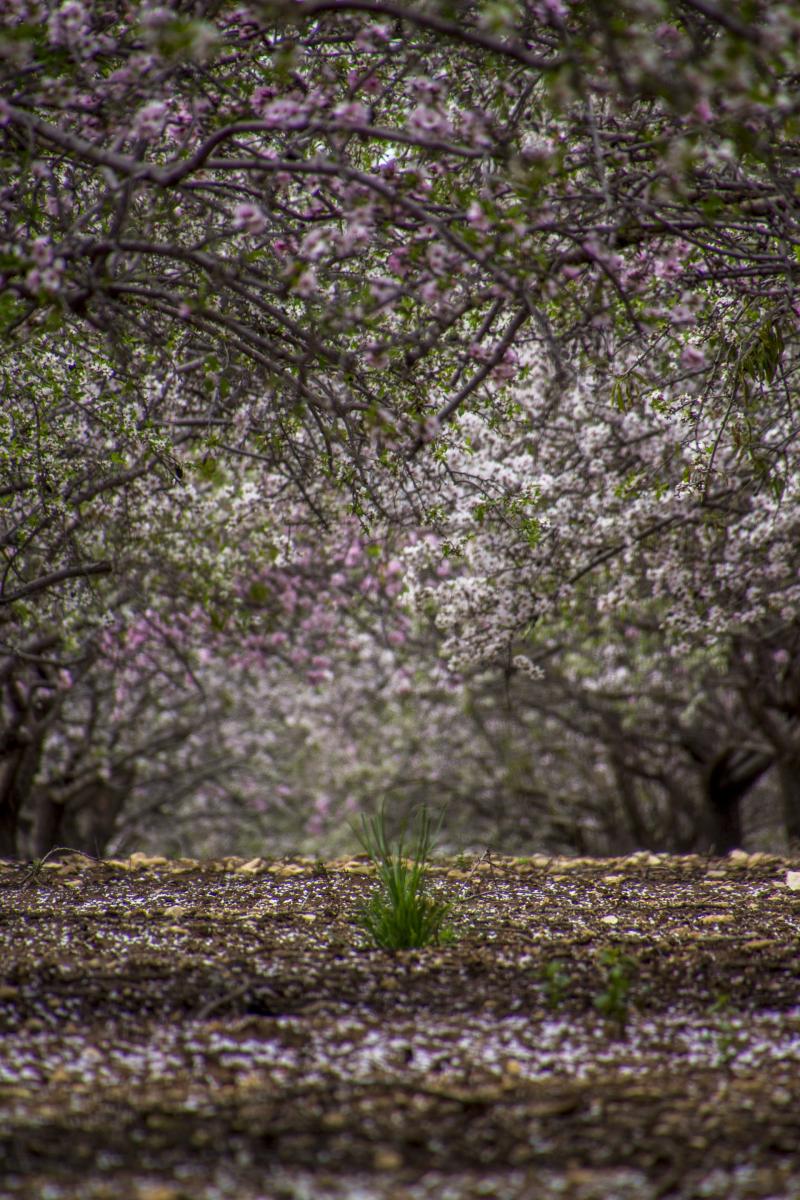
[2, 0, 799, 858]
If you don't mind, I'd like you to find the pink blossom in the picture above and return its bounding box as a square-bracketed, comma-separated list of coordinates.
[408, 105, 450, 138]
[365, 344, 389, 369]
[250, 86, 275, 113]
[259, 98, 308, 129]
[132, 101, 169, 142]
[466, 201, 491, 231]
[170, 104, 195, 131]
[535, 0, 567, 19]
[369, 277, 396, 305]
[300, 228, 329, 261]
[680, 344, 707, 370]
[655, 256, 684, 281]
[459, 111, 492, 149]
[392, 669, 413, 695]
[338, 220, 371, 253]
[301, 197, 326, 219]
[333, 101, 370, 125]
[30, 237, 53, 267]
[140, 7, 174, 33]
[48, 0, 87, 46]
[39, 267, 63, 294]
[354, 24, 390, 50]
[427, 242, 449, 274]
[387, 248, 409, 277]
[408, 76, 446, 101]
[669, 304, 695, 326]
[494, 348, 519, 381]
[521, 133, 554, 162]
[25, 266, 54, 294]
[233, 203, 267, 235]
[293, 267, 317, 297]
[420, 279, 444, 305]
[655, 22, 684, 48]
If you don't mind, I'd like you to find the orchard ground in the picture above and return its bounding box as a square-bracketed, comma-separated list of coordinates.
[2, 852, 800, 1200]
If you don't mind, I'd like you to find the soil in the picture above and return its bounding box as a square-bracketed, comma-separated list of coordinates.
[2, 849, 800, 1199]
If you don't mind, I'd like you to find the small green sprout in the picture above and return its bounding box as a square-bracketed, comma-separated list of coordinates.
[594, 946, 635, 1035]
[542, 959, 571, 1010]
[356, 805, 454, 951]
[710, 993, 742, 1068]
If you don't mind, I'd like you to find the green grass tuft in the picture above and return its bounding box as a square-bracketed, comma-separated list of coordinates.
[356, 806, 454, 951]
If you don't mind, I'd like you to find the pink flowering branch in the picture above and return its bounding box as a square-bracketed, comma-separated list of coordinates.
[410, 306, 530, 454]
[295, 0, 565, 69]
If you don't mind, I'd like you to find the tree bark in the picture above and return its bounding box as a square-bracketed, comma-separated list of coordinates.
[31, 786, 66, 859]
[705, 746, 774, 854]
[779, 757, 800, 846]
[608, 751, 647, 852]
[0, 735, 46, 858]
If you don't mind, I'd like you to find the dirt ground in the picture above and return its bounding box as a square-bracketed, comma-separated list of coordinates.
[2, 850, 800, 1199]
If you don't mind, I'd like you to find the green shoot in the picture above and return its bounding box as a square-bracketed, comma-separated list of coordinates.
[356, 805, 454, 950]
[594, 946, 635, 1035]
[542, 959, 571, 1010]
[710, 993, 741, 1068]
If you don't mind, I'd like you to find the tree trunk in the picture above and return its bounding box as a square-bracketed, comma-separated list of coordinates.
[705, 747, 773, 854]
[608, 752, 646, 852]
[0, 758, 21, 858]
[66, 768, 136, 858]
[0, 737, 45, 859]
[779, 757, 800, 846]
[31, 786, 66, 859]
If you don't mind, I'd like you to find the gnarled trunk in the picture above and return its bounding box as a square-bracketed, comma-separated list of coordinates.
[705, 746, 774, 854]
[32, 767, 136, 859]
[0, 734, 46, 858]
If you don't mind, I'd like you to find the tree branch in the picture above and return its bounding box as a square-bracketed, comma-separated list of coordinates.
[0, 562, 112, 606]
[295, 0, 563, 70]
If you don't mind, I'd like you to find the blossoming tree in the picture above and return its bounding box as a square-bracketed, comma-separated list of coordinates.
[2, 0, 799, 855]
